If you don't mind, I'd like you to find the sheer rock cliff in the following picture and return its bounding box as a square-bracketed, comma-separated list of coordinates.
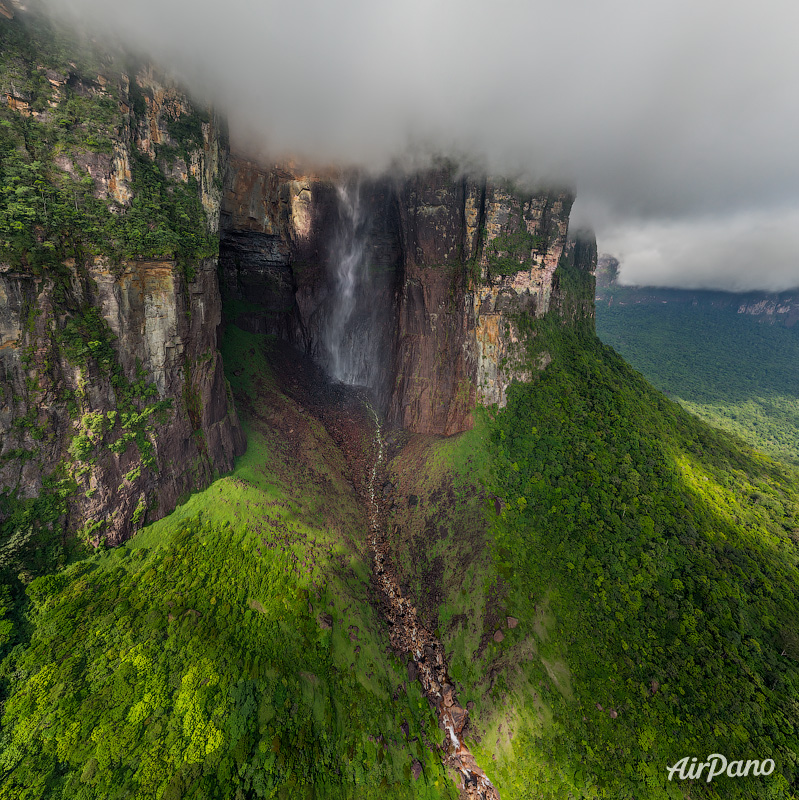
[220, 159, 595, 435]
[0, 9, 244, 545]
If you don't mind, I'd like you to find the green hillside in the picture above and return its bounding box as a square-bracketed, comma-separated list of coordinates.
[595, 292, 799, 465]
[0, 327, 458, 800]
[1, 4, 798, 800]
[2, 299, 798, 798]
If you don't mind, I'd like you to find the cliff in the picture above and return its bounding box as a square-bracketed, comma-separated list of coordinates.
[0, 6, 244, 547]
[0, 2, 594, 553]
[220, 159, 595, 436]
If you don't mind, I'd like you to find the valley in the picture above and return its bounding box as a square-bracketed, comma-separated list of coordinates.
[595, 258, 799, 465]
[0, 4, 798, 799]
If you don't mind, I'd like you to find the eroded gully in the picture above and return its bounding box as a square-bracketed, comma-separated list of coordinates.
[364, 403, 500, 800]
[266, 341, 500, 798]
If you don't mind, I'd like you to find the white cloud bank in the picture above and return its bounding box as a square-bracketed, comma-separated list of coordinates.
[44, 0, 799, 290]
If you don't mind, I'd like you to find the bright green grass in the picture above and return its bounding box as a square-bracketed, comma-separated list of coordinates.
[0, 326, 458, 800]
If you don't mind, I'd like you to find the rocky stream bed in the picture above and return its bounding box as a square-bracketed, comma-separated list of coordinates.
[269, 341, 500, 799]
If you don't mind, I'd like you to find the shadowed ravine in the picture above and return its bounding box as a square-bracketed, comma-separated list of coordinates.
[313, 181, 500, 795]
[364, 403, 501, 800]
[268, 339, 500, 797]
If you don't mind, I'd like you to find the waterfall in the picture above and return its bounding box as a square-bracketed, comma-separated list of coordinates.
[322, 180, 381, 389]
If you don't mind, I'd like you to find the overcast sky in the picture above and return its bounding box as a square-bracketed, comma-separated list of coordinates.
[47, 0, 799, 291]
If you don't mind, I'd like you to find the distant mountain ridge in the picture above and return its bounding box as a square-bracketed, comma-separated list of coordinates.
[595, 254, 799, 464]
[596, 254, 799, 327]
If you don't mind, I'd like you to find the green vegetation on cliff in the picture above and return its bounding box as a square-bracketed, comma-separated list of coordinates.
[2, 280, 798, 799]
[595, 292, 799, 465]
[479, 323, 799, 798]
[0, 328, 457, 800]
[0, 4, 228, 595]
[0, 9, 215, 278]
[380, 300, 799, 797]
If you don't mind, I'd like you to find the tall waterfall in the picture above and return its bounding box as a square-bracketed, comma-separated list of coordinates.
[322, 180, 381, 388]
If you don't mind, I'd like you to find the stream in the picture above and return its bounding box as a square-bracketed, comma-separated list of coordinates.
[267, 339, 501, 798]
[364, 402, 500, 800]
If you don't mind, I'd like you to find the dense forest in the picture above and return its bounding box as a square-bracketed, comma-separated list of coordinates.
[1, 311, 798, 798]
[595, 291, 799, 465]
[1, 7, 798, 799]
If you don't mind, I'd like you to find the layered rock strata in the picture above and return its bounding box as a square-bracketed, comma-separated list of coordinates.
[0, 10, 244, 545]
[220, 160, 595, 435]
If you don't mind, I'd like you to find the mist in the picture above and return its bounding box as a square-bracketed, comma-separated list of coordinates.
[45, 0, 799, 291]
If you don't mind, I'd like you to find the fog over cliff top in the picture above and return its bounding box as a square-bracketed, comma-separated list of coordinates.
[46, 0, 799, 291]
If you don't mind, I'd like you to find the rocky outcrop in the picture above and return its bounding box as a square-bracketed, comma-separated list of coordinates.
[470, 184, 574, 409]
[0, 8, 244, 545]
[735, 295, 799, 327]
[0, 258, 244, 545]
[219, 156, 329, 346]
[387, 169, 479, 434]
[220, 160, 594, 435]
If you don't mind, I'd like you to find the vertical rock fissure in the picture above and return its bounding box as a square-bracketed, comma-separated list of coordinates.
[364, 406, 500, 799]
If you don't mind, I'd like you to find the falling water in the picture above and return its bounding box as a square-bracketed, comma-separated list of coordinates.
[323, 180, 380, 388]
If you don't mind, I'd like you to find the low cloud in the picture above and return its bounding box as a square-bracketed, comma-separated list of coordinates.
[599, 209, 799, 292]
[45, 0, 799, 290]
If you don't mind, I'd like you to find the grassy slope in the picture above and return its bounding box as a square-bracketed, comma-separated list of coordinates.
[2, 312, 799, 799]
[595, 295, 799, 465]
[481, 325, 799, 799]
[384, 318, 799, 799]
[0, 327, 457, 800]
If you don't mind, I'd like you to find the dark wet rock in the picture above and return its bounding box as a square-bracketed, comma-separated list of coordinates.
[449, 704, 468, 734]
[441, 684, 456, 708]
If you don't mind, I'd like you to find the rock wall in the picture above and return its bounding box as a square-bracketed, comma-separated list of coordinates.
[220, 159, 402, 409]
[220, 159, 596, 436]
[0, 7, 244, 545]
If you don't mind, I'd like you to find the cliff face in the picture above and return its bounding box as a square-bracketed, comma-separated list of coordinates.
[0, 8, 244, 545]
[220, 160, 594, 435]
